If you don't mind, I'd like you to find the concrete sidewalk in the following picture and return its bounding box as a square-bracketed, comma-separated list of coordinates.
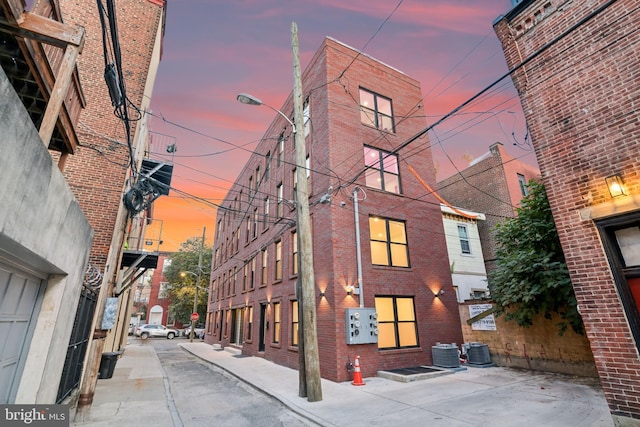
[182, 342, 613, 427]
[72, 340, 613, 426]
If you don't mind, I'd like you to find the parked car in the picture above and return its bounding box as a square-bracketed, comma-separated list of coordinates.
[135, 324, 178, 340]
[184, 324, 205, 338]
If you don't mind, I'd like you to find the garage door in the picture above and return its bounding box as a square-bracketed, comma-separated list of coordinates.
[0, 263, 44, 403]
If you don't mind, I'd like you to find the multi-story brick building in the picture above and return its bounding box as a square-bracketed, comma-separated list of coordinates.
[494, 1, 640, 424]
[55, 0, 168, 416]
[438, 142, 540, 273]
[146, 253, 179, 327]
[206, 37, 463, 382]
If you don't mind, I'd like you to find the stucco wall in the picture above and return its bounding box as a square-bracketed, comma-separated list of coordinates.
[0, 68, 93, 403]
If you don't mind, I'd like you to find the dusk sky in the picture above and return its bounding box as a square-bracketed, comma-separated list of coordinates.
[147, 0, 537, 251]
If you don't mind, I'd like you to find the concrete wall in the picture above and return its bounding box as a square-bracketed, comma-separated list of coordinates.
[0, 67, 93, 403]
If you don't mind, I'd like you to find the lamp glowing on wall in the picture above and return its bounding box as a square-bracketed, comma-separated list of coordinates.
[606, 175, 626, 198]
[434, 289, 445, 298]
[346, 285, 354, 296]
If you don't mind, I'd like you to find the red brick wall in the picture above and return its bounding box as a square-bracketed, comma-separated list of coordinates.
[58, 0, 164, 270]
[438, 143, 540, 272]
[207, 37, 463, 382]
[495, 0, 640, 420]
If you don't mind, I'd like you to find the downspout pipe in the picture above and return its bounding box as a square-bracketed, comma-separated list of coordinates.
[353, 187, 364, 308]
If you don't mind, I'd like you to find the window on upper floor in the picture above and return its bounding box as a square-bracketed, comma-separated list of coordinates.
[369, 216, 409, 267]
[359, 88, 394, 132]
[275, 240, 282, 281]
[518, 173, 528, 197]
[277, 133, 285, 168]
[364, 146, 401, 194]
[261, 248, 268, 286]
[265, 151, 271, 181]
[158, 282, 169, 299]
[303, 98, 310, 138]
[277, 183, 284, 218]
[263, 197, 270, 231]
[458, 224, 471, 255]
[291, 230, 298, 276]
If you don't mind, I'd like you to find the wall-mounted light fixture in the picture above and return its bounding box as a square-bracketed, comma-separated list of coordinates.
[346, 285, 354, 296]
[434, 289, 445, 298]
[319, 291, 325, 298]
[606, 175, 626, 198]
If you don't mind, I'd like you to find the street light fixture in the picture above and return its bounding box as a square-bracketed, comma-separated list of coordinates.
[234, 22, 322, 403]
[237, 93, 297, 134]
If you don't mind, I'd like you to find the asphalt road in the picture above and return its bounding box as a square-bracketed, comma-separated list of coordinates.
[151, 340, 314, 427]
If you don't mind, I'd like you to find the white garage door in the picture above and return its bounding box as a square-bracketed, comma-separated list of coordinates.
[0, 263, 44, 403]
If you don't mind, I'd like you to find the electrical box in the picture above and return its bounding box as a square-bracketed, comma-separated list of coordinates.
[345, 308, 378, 345]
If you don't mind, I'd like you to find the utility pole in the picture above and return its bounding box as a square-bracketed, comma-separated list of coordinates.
[190, 227, 205, 342]
[291, 21, 322, 402]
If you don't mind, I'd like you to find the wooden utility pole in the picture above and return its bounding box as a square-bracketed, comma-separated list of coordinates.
[190, 227, 206, 342]
[291, 21, 322, 402]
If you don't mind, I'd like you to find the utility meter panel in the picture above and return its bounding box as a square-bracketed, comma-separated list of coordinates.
[345, 308, 378, 345]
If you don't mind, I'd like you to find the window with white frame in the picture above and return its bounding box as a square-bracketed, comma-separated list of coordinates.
[303, 98, 310, 138]
[275, 240, 282, 281]
[277, 183, 284, 217]
[277, 134, 284, 168]
[458, 224, 471, 254]
[261, 249, 268, 286]
[517, 173, 528, 197]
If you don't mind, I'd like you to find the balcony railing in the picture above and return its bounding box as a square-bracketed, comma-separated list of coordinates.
[0, 0, 85, 169]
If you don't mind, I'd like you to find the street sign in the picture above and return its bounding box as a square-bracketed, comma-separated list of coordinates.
[191, 312, 199, 321]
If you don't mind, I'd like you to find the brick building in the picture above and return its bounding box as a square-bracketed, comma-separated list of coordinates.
[438, 142, 540, 273]
[494, 1, 640, 424]
[55, 0, 168, 416]
[146, 253, 179, 327]
[206, 37, 463, 383]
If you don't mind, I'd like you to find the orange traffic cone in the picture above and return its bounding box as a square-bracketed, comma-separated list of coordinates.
[352, 355, 365, 386]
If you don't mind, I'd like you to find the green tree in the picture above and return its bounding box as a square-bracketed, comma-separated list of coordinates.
[165, 237, 212, 325]
[488, 180, 584, 335]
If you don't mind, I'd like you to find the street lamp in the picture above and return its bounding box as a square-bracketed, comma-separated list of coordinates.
[180, 270, 201, 342]
[235, 22, 322, 403]
[237, 93, 297, 134]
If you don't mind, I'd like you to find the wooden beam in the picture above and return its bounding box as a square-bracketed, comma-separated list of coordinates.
[0, 11, 84, 49]
[39, 43, 78, 146]
[466, 305, 498, 325]
[0, 0, 26, 24]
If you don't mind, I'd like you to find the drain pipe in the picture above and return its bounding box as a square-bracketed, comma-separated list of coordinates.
[353, 187, 364, 308]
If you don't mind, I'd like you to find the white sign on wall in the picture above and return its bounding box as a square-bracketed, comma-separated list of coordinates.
[469, 304, 497, 331]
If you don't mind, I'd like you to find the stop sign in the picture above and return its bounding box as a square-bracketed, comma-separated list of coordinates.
[190, 312, 199, 321]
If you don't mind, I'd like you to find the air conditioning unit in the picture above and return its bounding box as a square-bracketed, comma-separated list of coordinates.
[431, 343, 460, 368]
[467, 343, 491, 365]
